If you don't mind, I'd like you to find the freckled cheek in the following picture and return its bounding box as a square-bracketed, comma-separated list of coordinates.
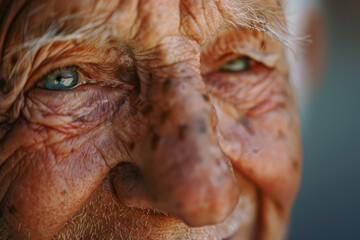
[207, 67, 301, 202]
[1, 142, 110, 238]
[214, 101, 301, 202]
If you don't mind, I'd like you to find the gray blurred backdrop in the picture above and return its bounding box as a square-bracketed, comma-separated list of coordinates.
[289, 1, 360, 239]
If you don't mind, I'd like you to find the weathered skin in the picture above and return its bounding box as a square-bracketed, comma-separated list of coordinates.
[0, 0, 302, 239]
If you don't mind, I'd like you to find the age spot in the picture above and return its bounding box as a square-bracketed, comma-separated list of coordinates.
[142, 104, 153, 116]
[8, 205, 16, 214]
[162, 79, 172, 93]
[160, 111, 169, 124]
[151, 134, 160, 150]
[129, 142, 135, 151]
[178, 124, 188, 141]
[292, 157, 300, 170]
[277, 129, 285, 139]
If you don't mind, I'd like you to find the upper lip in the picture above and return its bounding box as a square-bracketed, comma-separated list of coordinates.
[142, 196, 244, 240]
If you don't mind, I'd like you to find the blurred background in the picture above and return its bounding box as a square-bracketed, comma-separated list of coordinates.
[288, 1, 360, 239]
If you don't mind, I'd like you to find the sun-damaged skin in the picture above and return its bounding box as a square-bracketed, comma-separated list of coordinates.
[0, 0, 302, 239]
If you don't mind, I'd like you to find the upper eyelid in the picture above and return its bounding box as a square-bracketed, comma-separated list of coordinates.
[201, 53, 251, 75]
[200, 31, 280, 71]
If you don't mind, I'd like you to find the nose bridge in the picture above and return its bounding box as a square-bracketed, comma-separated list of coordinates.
[131, 66, 239, 226]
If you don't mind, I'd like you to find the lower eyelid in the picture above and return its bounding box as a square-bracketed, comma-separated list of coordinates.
[203, 64, 276, 104]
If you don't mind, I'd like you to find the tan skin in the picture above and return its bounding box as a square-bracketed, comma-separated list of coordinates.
[0, 0, 302, 239]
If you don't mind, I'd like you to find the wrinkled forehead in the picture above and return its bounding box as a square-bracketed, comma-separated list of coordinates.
[0, 0, 286, 53]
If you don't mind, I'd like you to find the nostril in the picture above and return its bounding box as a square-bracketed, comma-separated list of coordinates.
[112, 162, 141, 185]
[111, 162, 150, 208]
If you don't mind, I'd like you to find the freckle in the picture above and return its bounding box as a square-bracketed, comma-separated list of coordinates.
[160, 111, 169, 124]
[149, 73, 153, 81]
[253, 149, 259, 154]
[197, 119, 207, 133]
[70, 149, 75, 153]
[8, 205, 16, 214]
[151, 134, 160, 150]
[201, 93, 210, 102]
[292, 160, 299, 170]
[129, 142, 135, 151]
[162, 79, 172, 93]
[60, 190, 67, 195]
[278, 129, 285, 139]
[142, 104, 153, 116]
[178, 124, 188, 141]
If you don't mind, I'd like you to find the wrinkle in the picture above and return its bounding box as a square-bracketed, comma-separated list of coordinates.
[0, 0, 30, 67]
[0, 150, 27, 201]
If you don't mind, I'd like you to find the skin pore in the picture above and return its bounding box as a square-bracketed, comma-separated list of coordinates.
[0, 0, 302, 239]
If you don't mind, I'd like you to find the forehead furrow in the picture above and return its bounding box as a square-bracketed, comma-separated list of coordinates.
[0, 0, 286, 57]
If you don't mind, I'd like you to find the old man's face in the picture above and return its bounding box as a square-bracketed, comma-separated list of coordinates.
[0, 0, 302, 239]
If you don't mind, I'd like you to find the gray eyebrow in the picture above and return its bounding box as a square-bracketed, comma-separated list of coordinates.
[5, 0, 305, 66]
[219, 0, 307, 50]
[5, 12, 112, 80]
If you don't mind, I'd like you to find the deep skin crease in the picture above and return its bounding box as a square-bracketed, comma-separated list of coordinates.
[0, 0, 302, 239]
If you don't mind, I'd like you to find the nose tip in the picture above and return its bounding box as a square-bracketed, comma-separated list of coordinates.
[171, 156, 240, 227]
[134, 117, 239, 226]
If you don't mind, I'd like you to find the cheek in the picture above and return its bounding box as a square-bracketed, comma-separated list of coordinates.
[211, 76, 302, 206]
[0, 138, 110, 239]
[0, 87, 131, 238]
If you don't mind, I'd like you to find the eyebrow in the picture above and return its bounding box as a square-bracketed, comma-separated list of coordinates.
[219, 0, 304, 50]
[4, 0, 301, 58]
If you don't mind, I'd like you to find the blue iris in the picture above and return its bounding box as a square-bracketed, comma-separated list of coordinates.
[43, 68, 79, 90]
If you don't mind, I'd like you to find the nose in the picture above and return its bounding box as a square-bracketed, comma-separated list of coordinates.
[113, 75, 239, 227]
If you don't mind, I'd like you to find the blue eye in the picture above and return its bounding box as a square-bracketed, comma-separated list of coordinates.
[219, 56, 251, 72]
[43, 68, 79, 90]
